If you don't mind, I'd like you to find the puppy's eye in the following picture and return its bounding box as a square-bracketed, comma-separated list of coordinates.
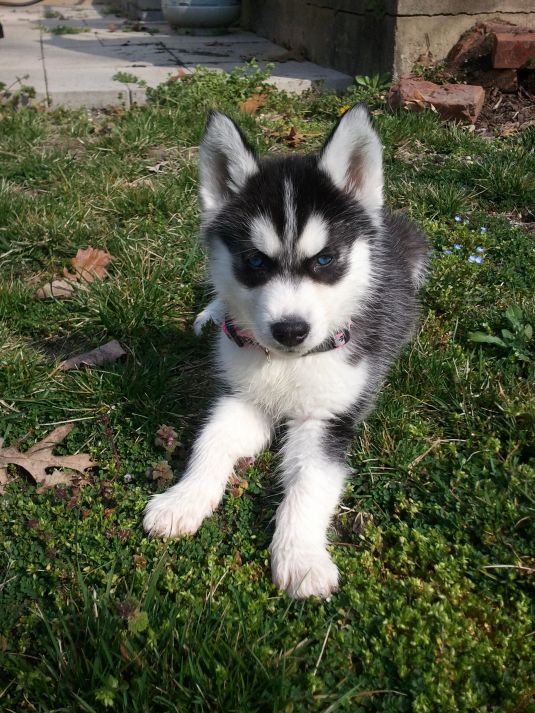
[246, 252, 266, 269]
[316, 254, 333, 267]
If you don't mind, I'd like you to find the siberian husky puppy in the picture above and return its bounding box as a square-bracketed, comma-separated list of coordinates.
[143, 104, 428, 598]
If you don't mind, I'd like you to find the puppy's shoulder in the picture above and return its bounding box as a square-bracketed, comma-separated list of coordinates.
[382, 210, 429, 287]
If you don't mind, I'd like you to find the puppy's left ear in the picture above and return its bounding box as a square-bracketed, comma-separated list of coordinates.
[199, 111, 259, 213]
[318, 104, 383, 215]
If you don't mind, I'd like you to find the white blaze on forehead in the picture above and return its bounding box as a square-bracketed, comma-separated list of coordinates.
[296, 213, 329, 258]
[250, 214, 281, 257]
[283, 178, 297, 242]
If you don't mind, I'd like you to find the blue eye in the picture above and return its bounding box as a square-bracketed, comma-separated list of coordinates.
[246, 253, 266, 269]
[316, 255, 333, 267]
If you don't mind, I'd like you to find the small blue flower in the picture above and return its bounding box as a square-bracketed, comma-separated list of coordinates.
[453, 243, 462, 251]
[454, 215, 462, 223]
[443, 249, 453, 255]
[427, 248, 434, 257]
[475, 246, 485, 253]
[479, 226, 487, 234]
[468, 255, 484, 264]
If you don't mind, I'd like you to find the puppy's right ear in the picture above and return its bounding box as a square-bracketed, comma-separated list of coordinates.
[199, 111, 259, 213]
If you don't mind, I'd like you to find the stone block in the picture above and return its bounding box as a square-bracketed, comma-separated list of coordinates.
[388, 77, 485, 123]
[492, 32, 535, 68]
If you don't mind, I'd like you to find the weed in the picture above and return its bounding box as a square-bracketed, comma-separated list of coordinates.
[113, 72, 147, 87]
[0, 77, 36, 110]
[355, 73, 391, 92]
[47, 25, 90, 36]
[469, 304, 534, 366]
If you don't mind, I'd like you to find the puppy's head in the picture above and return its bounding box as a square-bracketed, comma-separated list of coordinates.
[198, 105, 383, 355]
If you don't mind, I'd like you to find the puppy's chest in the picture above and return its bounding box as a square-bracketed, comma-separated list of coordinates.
[218, 337, 368, 419]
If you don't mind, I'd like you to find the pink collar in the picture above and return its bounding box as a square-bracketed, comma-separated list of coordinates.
[222, 318, 351, 355]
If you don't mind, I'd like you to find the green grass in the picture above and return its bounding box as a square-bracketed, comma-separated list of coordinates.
[0, 68, 534, 712]
[46, 25, 90, 36]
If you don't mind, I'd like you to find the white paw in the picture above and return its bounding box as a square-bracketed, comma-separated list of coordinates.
[193, 309, 212, 336]
[193, 298, 224, 336]
[142, 485, 216, 538]
[270, 545, 339, 599]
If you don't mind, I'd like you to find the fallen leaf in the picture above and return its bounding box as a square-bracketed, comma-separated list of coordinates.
[286, 126, 303, 147]
[264, 125, 321, 148]
[58, 339, 126, 371]
[239, 93, 267, 114]
[170, 67, 189, 81]
[266, 48, 306, 62]
[35, 246, 113, 300]
[35, 469, 80, 493]
[0, 424, 97, 492]
[147, 160, 169, 173]
[35, 278, 77, 300]
[65, 247, 113, 283]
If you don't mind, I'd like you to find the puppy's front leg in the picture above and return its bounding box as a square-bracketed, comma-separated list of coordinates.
[143, 396, 272, 538]
[270, 418, 350, 599]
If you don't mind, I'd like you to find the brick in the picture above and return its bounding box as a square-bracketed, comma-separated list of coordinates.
[388, 78, 485, 124]
[473, 68, 518, 93]
[492, 33, 535, 69]
[446, 23, 487, 70]
[481, 22, 530, 36]
[446, 22, 534, 71]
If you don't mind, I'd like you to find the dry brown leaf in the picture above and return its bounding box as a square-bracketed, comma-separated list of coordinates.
[35, 247, 113, 300]
[35, 469, 80, 494]
[170, 67, 189, 81]
[147, 160, 169, 173]
[0, 424, 97, 492]
[239, 93, 267, 114]
[35, 278, 77, 300]
[64, 247, 113, 283]
[412, 90, 427, 104]
[58, 339, 126, 372]
[266, 48, 306, 63]
[286, 126, 303, 147]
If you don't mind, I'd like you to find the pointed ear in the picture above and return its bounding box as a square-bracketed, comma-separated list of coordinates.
[318, 104, 383, 215]
[198, 111, 259, 213]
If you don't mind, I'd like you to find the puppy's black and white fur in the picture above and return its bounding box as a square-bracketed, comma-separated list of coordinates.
[143, 104, 428, 598]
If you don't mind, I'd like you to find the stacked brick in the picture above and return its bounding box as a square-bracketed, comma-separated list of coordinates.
[388, 22, 535, 124]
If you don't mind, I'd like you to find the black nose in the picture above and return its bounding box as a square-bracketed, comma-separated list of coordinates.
[271, 318, 310, 347]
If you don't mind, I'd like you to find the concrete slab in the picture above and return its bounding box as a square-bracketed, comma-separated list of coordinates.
[44, 67, 131, 109]
[0, 0, 353, 108]
[0, 19, 47, 96]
